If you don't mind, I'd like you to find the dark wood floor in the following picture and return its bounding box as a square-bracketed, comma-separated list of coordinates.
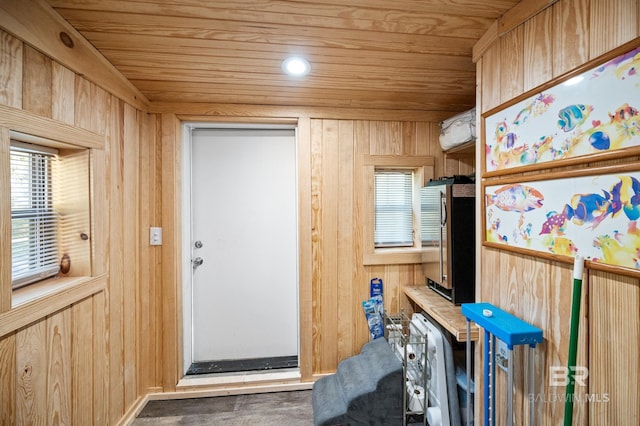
[133, 390, 314, 425]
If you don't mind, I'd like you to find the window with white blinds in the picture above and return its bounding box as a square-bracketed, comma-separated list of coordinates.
[421, 187, 441, 247]
[10, 142, 59, 288]
[374, 170, 414, 247]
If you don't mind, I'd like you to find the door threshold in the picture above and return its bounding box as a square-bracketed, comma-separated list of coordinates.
[177, 368, 302, 389]
[186, 355, 298, 375]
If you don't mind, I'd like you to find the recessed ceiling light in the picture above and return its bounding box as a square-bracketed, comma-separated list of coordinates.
[282, 56, 311, 77]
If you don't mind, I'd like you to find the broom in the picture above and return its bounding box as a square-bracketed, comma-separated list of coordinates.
[563, 255, 584, 426]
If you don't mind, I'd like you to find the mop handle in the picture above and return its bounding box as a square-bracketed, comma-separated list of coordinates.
[563, 255, 584, 426]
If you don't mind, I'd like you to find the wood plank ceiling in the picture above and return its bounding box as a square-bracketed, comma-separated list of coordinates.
[46, 0, 521, 115]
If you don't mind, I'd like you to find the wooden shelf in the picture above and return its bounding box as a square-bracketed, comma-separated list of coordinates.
[443, 140, 476, 156]
[403, 286, 479, 342]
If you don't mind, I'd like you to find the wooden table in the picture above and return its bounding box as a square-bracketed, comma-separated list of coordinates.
[403, 285, 479, 342]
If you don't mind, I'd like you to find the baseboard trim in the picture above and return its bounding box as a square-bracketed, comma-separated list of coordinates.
[117, 394, 149, 426]
[151, 380, 314, 400]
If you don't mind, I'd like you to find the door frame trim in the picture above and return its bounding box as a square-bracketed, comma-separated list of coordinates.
[180, 122, 300, 376]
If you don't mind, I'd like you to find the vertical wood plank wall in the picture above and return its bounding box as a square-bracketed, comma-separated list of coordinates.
[476, 0, 640, 424]
[310, 120, 446, 374]
[0, 28, 160, 424]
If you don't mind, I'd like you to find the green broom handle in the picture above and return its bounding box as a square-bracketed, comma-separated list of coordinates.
[563, 255, 584, 426]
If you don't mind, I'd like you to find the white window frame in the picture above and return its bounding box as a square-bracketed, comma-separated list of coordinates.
[362, 155, 437, 265]
[374, 168, 415, 248]
[10, 141, 60, 289]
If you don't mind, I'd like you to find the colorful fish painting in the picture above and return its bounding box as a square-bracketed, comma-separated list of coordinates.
[548, 236, 578, 256]
[608, 103, 640, 123]
[557, 104, 593, 132]
[513, 93, 556, 126]
[486, 184, 544, 213]
[593, 234, 639, 268]
[564, 192, 612, 229]
[610, 176, 640, 220]
[591, 46, 640, 79]
[615, 51, 640, 80]
[539, 211, 569, 235]
[495, 121, 517, 149]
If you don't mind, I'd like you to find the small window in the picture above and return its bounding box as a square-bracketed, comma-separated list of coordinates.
[10, 142, 59, 289]
[374, 170, 414, 248]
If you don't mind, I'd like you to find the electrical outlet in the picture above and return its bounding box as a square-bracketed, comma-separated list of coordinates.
[496, 340, 509, 372]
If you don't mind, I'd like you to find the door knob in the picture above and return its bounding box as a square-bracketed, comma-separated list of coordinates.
[192, 257, 204, 270]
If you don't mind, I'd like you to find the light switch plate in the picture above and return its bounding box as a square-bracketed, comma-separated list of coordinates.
[150, 227, 162, 246]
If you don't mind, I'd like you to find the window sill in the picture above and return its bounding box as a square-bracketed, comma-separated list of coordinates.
[363, 247, 439, 266]
[0, 275, 106, 338]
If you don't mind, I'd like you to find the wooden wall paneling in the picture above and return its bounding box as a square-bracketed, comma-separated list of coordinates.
[71, 298, 93, 425]
[525, 257, 555, 423]
[160, 113, 181, 391]
[370, 121, 403, 155]
[138, 111, 159, 391]
[46, 309, 71, 425]
[136, 111, 151, 393]
[107, 97, 125, 421]
[499, 25, 524, 104]
[497, 0, 561, 36]
[51, 62, 75, 125]
[297, 116, 313, 381]
[92, 291, 108, 424]
[336, 120, 356, 362]
[0, 128, 11, 313]
[426, 122, 445, 179]
[22, 45, 52, 118]
[481, 42, 502, 113]
[352, 120, 371, 354]
[0, 333, 16, 424]
[90, 147, 107, 276]
[0, 132, 12, 425]
[0, 29, 22, 108]
[401, 121, 417, 155]
[386, 265, 402, 315]
[152, 115, 163, 389]
[414, 122, 430, 159]
[535, 260, 569, 423]
[589, 271, 640, 425]
[319, 119, 340, 372]
[74, 76, 110, 135]
[16, 319, 47, 424]
[523, 7, 553, 91]
[589, 0, 639, 58]
[122, 103, 139, 408]
[551, 0, 589, 78]
[310, 118, 323, 374]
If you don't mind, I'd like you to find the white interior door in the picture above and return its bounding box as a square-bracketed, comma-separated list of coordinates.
[189, 127, 298, 365]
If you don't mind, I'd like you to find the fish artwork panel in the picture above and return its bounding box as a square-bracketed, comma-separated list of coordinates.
[485, 173, 640, 272]
[485, 44, 640, 173]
